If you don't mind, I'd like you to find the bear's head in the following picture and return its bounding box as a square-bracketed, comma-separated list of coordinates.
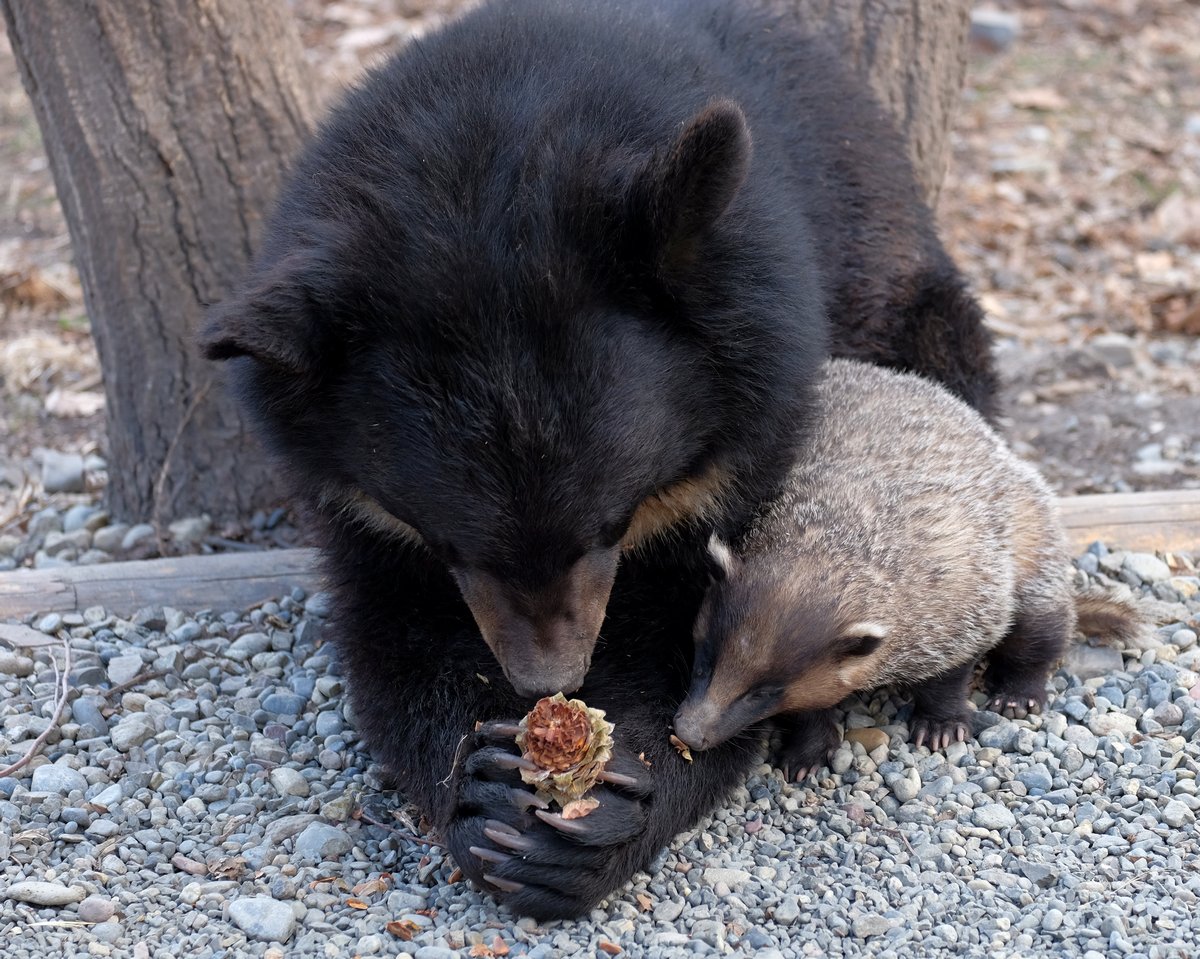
[201, 89, 822, 697]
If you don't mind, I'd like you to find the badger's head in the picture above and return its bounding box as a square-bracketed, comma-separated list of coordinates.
[673, 536, 890, 750]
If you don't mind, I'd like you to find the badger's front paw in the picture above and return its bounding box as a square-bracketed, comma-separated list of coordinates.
[444, 721, 655, 919]
[774, 709, 841, 782]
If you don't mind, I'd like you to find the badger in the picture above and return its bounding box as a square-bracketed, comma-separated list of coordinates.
[673, 358, 1148, 780]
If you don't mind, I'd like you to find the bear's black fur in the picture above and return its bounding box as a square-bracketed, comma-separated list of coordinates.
[201, 0, 997, 918]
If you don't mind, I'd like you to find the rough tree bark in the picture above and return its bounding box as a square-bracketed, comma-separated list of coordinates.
[0, 0, 316, 523]
[789, 0, 970, 208]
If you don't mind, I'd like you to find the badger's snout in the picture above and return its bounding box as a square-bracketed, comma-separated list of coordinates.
[673, 699, 724, 752]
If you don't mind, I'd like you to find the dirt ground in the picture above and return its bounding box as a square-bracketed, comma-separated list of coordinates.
[1, 0, 1198, 528]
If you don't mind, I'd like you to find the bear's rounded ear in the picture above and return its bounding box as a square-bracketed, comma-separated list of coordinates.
[198, 250, 329, 374]
[644, 99, 752, 271]
[704, 533, 738, 583]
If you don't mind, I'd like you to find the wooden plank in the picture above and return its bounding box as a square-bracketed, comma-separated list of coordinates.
[0, 549, 320, 621]
[0, 489, 1196, 621]
[1057, 490, 1200, 555]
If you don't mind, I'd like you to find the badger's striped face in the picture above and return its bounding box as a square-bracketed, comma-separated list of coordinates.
[673, 538, 890, 750]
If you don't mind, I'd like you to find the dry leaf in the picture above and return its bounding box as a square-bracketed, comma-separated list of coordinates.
[491, 936, 510, 956]
[469, 946, 493, 958]
[447, 867, 463, 884]
[308, 875, 348, 890]
[669, 734, 693, 762]
[637, 752, 652, 768]
[207, 856, 247, 880]
[635, 893, 653, 911]
[599, 941, 622, 955]
[346, 898, 369, 910]
[1009, 87, 1069, 111]
[561, 798, 600, 820]
[387, 919, 420, 941]
[351, 874, 392, 898]
[0, 269, 70, 310]
[415, 908, 438, 918]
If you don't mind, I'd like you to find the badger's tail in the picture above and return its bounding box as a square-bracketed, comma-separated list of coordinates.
[1073, 585, 1156, 651]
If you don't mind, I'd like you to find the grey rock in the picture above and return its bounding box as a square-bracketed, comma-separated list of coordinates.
[1089, 713, 1137, 738]
[91, 922, 123, 944]
[262, 692, 307, 716]
[701, 867, 751, 889]
[30, 762, 87, 796]
[41, 450, 86, 494]
[1123, 552, 1172, 584]
[92, 783, 123, 807]
[106, 653, 145, 686]
[1088, 332, 1137, 369]
[654, 899, 684, 922]
[3, 881, 86, 906]
[228, 895, 296, 942]
[1065, 645, 1123, 680]
[78, 896, 117, 923]
[853, 915, 893, 938]
[63, 504, 98, 533]
[92, 524, 130, 553]
[1019, 862, 1058, 888]
[168, 515, 211, 544]
[774, 894, 801, 926]
[110, 713, 157, 751]
[1162, 800, 1194, 829]
[969, 8, 1020, 51]
[0, 651, 34, 677]
[293, 822, 354, 861]
[37, 612, 63, 633]
[228, 632, 272, 661]
[120, 523, 156, 551]
[972, 804, 1016, 830]
[414, 949, 456, 959]
[269, 767, 309, 798]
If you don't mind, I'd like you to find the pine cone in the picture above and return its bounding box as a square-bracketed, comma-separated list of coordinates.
[516, 693, 614, 806]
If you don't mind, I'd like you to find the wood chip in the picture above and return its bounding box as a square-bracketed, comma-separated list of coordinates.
[386, 919, 420, 941]
[491, 936, 510, 956]
[351, 874, 391, 897]
[1009, 87, 1069, 111]
[346, 898, 369, 909]
[635, 893, 653, 911]
[599, 940, 622, 955]
[170, 854, 208, 877]
[669, 734, 693, 762]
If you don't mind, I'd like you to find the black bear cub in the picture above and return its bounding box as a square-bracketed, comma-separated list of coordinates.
[202, 0, 996, 918]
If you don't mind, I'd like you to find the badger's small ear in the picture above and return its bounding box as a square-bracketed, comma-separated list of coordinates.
[704, 533, 737, 582]
[838, 623, 888, 658]
[198, 251, 329, 373]
[642, 99, 752, 270]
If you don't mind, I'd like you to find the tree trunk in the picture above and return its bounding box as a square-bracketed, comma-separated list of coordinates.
[789, 0, 970, 208]
[0, 0, 316, 524]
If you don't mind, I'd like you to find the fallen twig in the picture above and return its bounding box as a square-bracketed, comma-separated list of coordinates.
[0, 634, 72, 778]
[101, 668, 169, 700]
[356, 807, 444, 848]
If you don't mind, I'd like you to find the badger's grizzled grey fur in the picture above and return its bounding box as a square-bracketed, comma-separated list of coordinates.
[674, 358, 1148, 780]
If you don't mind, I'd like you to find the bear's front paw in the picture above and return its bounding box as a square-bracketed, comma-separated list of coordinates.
[445, 720, 654, 919]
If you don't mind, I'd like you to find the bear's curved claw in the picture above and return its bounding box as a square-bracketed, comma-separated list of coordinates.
[493, 753, 540, 772]
[534, 809, 590, 836]
[483, 820, 536, 852]
[596, 769, 639, 788]
[483, 873, 525, 894]
[470, 845, 511, 865]
[510, 788, 549, 811]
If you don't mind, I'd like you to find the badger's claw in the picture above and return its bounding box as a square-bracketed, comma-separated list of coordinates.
[911, 719, 969, 752]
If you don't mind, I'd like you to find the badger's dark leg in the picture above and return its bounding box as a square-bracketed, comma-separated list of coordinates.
[983, 603, 1072, 719]
[910, 659, 975, 750]
[775, 708, 841, 782]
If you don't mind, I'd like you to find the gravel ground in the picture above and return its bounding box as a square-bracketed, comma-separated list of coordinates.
[1, 536, 1198, 958]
